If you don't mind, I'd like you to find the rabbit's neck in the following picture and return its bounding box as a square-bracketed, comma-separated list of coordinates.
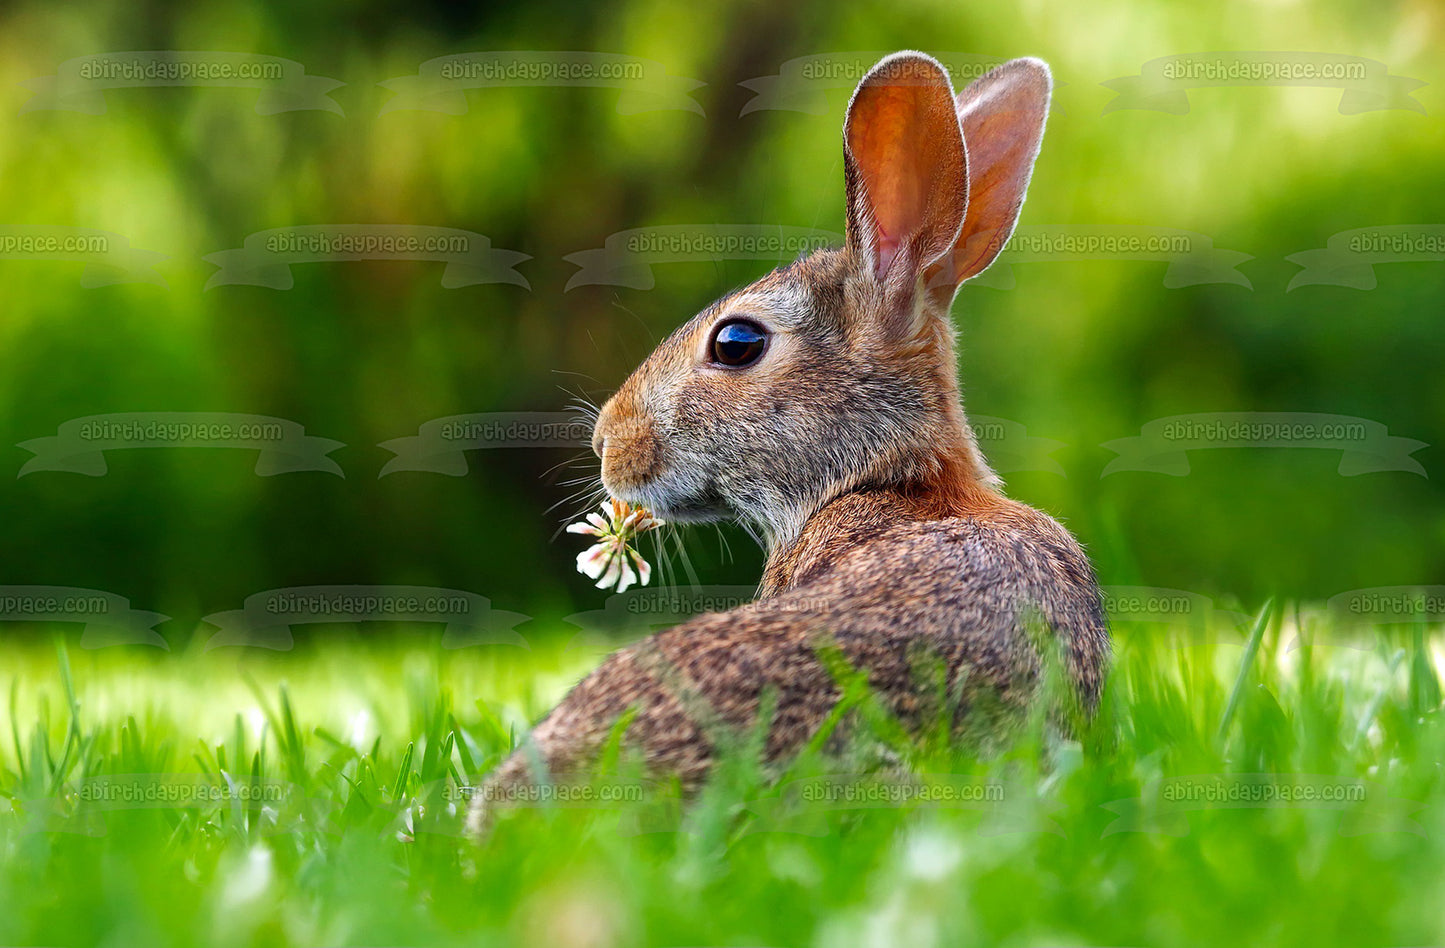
[757, 446, 1007, 597]
[756, 304, 1001, 594]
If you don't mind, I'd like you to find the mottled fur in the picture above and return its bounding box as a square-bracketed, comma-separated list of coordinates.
[469, 53, 1108, 837]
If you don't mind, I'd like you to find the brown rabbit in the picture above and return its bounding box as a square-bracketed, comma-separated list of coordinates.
[469, 51, 1108, 835]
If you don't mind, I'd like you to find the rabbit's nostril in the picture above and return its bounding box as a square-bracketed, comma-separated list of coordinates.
[592, 431, 606, 459]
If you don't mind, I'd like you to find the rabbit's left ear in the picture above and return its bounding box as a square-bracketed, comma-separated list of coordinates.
[926, 58, 1051, 297]
[843, 52, 968, 332]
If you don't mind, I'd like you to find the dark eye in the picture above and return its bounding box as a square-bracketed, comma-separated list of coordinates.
[710, 320, 769, 368]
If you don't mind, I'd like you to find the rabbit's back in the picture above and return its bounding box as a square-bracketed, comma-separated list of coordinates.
[494, 492, 1107, 796]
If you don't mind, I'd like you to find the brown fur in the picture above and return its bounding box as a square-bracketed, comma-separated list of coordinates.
[468, 53, 1108, 837]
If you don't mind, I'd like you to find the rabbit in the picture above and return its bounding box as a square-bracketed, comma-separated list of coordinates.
[468, 51, 1108, 836]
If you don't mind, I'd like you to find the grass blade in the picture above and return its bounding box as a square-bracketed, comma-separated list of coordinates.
[1218, 598, 1274, 739]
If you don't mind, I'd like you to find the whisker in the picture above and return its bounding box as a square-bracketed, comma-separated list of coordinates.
[650, 527, 690, 590]
[541, 452, 596, 483]
[735, 518, 764, 550]
[648, 531, 674, 590]
[671, 529, 701, 588]
[610, 299, 659, 344]
[714, 523, 735, 565]
[551, 380, 604, 421]
[552, 369, 603, 386]
[546, 480, 607, 522]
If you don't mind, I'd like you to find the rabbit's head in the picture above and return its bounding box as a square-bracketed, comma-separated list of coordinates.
[592, 52, 1050, 547]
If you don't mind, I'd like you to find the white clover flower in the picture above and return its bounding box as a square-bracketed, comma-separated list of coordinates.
[567, 499, 664, 593]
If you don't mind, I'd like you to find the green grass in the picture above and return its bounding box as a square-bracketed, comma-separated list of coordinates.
[2, 607, 1444, 948]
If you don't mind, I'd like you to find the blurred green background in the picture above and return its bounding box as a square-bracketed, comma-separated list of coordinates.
[0, 0, 1441, 651]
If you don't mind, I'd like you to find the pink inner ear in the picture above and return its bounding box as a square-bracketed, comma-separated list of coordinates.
[942, 60, 1051, 286]
[875, 231, 901, 282]
[845, 64, 968, 293]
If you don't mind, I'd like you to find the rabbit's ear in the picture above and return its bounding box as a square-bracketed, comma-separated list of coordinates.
[844, 52, 968, 327]
[928, 58, 1050, 294]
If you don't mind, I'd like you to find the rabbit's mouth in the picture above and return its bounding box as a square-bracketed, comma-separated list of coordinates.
[608, 471, 730, 525]
[650, 494, 730, 524]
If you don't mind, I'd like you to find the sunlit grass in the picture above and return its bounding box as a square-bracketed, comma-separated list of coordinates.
[2, 607, 1443, 947]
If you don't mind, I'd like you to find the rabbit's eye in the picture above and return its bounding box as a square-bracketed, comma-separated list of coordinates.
[710, 320, 769, 368]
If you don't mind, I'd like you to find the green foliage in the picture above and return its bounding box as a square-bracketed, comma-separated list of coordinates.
[0, 0, 1439, 635]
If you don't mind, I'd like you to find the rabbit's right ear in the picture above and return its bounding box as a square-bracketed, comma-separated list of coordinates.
[843, 52, 968, 338]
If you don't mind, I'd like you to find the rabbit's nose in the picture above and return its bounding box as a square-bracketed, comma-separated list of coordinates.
[592, 394, 625, 459]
